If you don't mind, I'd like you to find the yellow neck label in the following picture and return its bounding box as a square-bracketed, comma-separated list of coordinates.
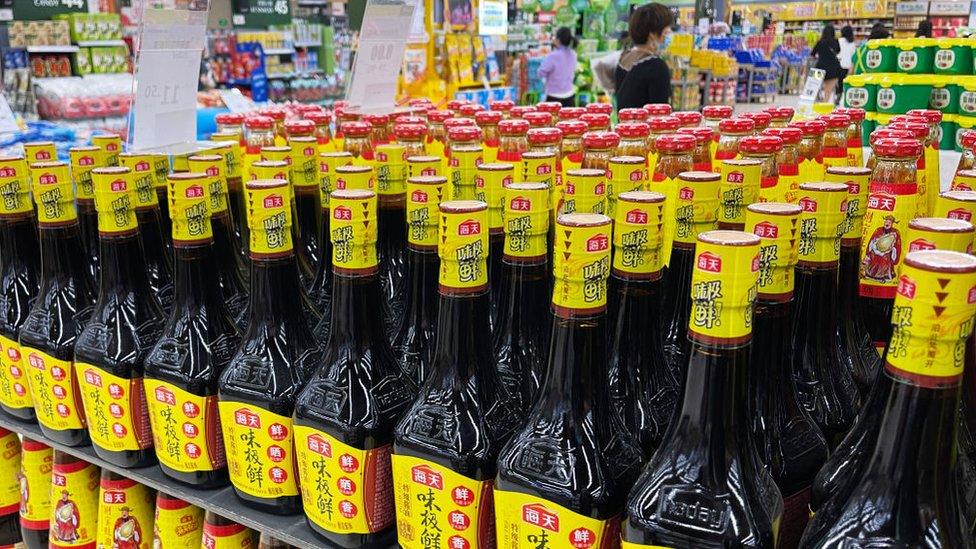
[376, 143, 407, 196]
[24, 142, 56, 163]
[30, 162, 77, 224]
[477, 164, 515, 231]
[859, 190, 918, 298]
[504, 183, 549, 259]
[608, 157, 647, 219]
[718, 159, 761, 226]
[168, 175, 213, 244]
[119, 154, 158, 208]
[217, 402, 300, 499]
[552, 215, 612, 314]
[407, 156, 441, 179]
[449, 147, 483, 200]
[318, 152, 354, 210]
[934, 194, 976, 227]
[613, 193, 666, 277]
[561, 170, 607, 216]
[50, 459, 100, 549]
[96, 476, 154, 549]
[439, 202, 489, 291]
[93, 169, 138, 234]
[144, 380, 224, 473]
[288, 138, 320, 189]
[746, 204, 801, 300]
[688, 233, 761, 346]
[824, 169, 870, 241]
[19, 439, 53, 529]
[673, 175, 720, 245]
[187, 156, 229, 214]
[334, 167, 375, 193]
[70, 148, 102, 200]
[906, 220, 973, 255]
[796, 184, 847, 265]
[0, 173, 32, 216]
[23, 347, 85, 431]
[246, 182, 294, 256]
[520, 151, 556, 191]
[494, 489, 619, 549]
[92, 135, 122, 165]
[212, 141, 243, 179]
[331, 190, 378, 270]
[406, 177, 447, 248]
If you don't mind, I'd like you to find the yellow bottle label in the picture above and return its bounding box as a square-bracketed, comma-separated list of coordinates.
[217, 402, 300, 499]
[673, 177, 720, 245]
[562, 170, 607, 216]
[824, 170, 870, 241]
[201, 520, 255, 549]
[76, 365, 153, 452]
[848, 145, 864, 169]
[168, 176, 212, 244]
[407, 157, 441, 179]
[613, 194, 666, 277]
[0, 335, 31, 410]
[924, 147, 940, 216]
[520, 152, 556, 190]
[96, 476, 154, 549]
[934, 194, 976, 225]
[391, 454, 492, 549]
[246, 183, 294, 256]
[798, 156, 824, 183]
[318, 153, 354, 210]
[406, 179, 447, 248]
[69, 149, 100, 201]
[746, 206, 801, 299]
[428, 138, 446, 164]
[212, 141, 243, 180]
[331, 190, 378, 270]
[552, 217, 612, 313]
[50, 460, 99, 549]
[608, 158, 647, 219]
[19, 440, 53, 529]
[24, 142, 57, 163]
[92, 135, 121, 166]
[718, 160, 761, 226]
[621, 542, 674, 549]
[859, 191, 917, 298]
[289, 139, 320, 189]
[152, 156, 169, 189]
[796, 186, 847, 265]
[688, 237, 761, 345]
[334, 167, 375, 193]
[294, 426, 394, 535]
[450, 148, 483, 200]
[494, 489, 619, 549]
[23, 348, 84, 431]
[376, 144, 407, 196]
[118, 155, 158, 208]
[886, 258, 976, 387]
[0, 176, 32, 216]
[186, 157, 229, 215]
[906, 224, 973, 255]
[30, 163, 77, 225]
[249, 161, 289, 183]
[484, 144, 499, 164]
[475, 164, 514, 232]
[0, 431, 21, 514]
[144, 380, 225, 474]
[92, 170, 138, 235]
[439, 204, 489, 290]
[152, 497, 203, 549]
[503, 184, 549, 259]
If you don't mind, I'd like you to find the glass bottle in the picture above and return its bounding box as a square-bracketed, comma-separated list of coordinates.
[888, 120, 933, 217]
[460, 103, 486, 118]
[762, 127, 801, 203]
[791, 182, 861, 449]
[497, 119, 530, 163]
[49, 451, 100, 549]
[958, 129, 976, 173]
[493, 182, 550, 413]
[715, 117, 755, 161]
[586, 102, 613, 115]
[616, 122, 651, 160]
[425, 110, 452, 161]
[742, 111, 772, 134]
[257, 534, 292, 549]
[69, 146, 102, 283]
[304, 111, 334, 150]
[702, 104, 733, 140]
[535, 101, 561, 117]
[496, 213, 642, 548]
[19, 164, 92, 445]
[739, 135, 784, 203]
[244, 116, 276, 159]
[375, 144, 409, 339]
[791, 119, 827, 182]
[647, 115, 681, 170]
[475, 110, 502, 163]
[122, 155, 174, 313]
[865, 127, 913, 171]
[820, 113, 852, 173]
[294, 189, 416, 548]
[209, 137, 249, 269]
[74, 166, 165, 468]
[393, 201, 519, 549]
[765, 106, 794, 128]
[581, 131, 620, 172]
[556, 120, 587, 176]
[395, 123, 429, 158]
[215, 112, 245, 138]
[801, 250, 976, 548]
[94, 470, 154, 549]
[608, 191, 676, 455]
[650, 133, 694, 270]
[676, 126, 714, 171]
[218, 179, 323, 515]
[152, 493, 204, 548]
[201, 512, 256, 549]
[144, 172, 240, 488]
[746, 202, 830, 548]
[120, 152, 174, 256]
[19, 438, 52, 549]
[287, 135, 324, 276]
[363, 114, 391, 145]
[283, 119, 315, 141]
[623, 230, 782, 547]
[0, 159, 39, 421]
[341, 121, 375, 165]
[834, 107, 866, 167]
[672, 110, 703, 128]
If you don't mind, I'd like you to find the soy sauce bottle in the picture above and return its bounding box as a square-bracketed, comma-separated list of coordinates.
[20, 164, 94, 446]
[152, 492, 203, 549]
[306, 151, 354, 325]
[746, 202, 829, 548]
[393, 200, 519, 549]
[294, 189, 416, 548]
[49, 451, 99, 549]
[800, 250, 976, 549]
[95, 470, 154, 549]
[492, 182, 551, 413]
[218, 178, 321, 515]
[257, 533, 293, 549]
[391, 175, 447, 387]
[19, 438, 52, 549]
[122, 154, 174, 313]
[790, 182, 860, 448]
[287, 136, 323, 276]
[0, 428, 23, 549]
[375, 145, 409, 339]
[201, 512, 256, 549]
[0, 158, 39, 420]
[144, 173, 240, 488]
[496, 213, 642, 548]
[74, 166, 164, 467]
[607, 191, 678, 454]
[623, 230, 782, 547]
[69, 146, 102, 283]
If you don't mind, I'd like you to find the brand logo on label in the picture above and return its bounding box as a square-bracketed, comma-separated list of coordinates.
[333, 205, 352, 220]
[868, 195, 896, 211]
[411, 190, 428, 203]
[948, 208, 973, 221]
[185, 185, 204, 198]
[0, 167, 16, 178]
[34, 150, 51, 160]
[421, 168, 437, 176]
[521, 503, 559, 532]
[798, 197, 817, 212]
[78, 156, 94, 166]
[206, 166, 220, 177]
[83, 368, 102, 387]
[586, 233, 609, 251]
[305, 434, 333, 457]
[726, 171, 744, 183]
[510, 196, 531, 211]
[458, 219, 481, 236]
[846, 182, 861, 194]
[897, 275, 917, 298]
[153, 386, 176, 405]
[103, 490, 126, 504]
[594, 182, 605, 195]
[909, 238, 936, 252]
[410, 464, 443, 489]
[37, 173, 57, 185]
[753, 221, 779, 238]
[110, 179, 127, 192]
[697, 251, 722, 272]
[626, 208, 648, 224]
[969, 285, 976, 304]
[263, 194, 284, 209]
[475, 176, 485, 188]
[135, 161, 150, 172]
[536, 164, 551, 175]
[27, 352, 43, 370]
[679, 187, 694, 200]
[304, 147, 316, 157]
[628, 169, 642, 182]
[234, 408, 261, 428]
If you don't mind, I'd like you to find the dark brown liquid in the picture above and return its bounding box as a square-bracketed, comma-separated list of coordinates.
[390, 246, 438, 387]
[293, 186, 321, 278]
[661, 244, 695, 384]
[377, 197, 407, 340]
[837, 242, 880, 393]
[135, 207, 174, 313]
[76, 201, 100, 284]
[0, 212, 39, 421]
[211, 211, 249, 329]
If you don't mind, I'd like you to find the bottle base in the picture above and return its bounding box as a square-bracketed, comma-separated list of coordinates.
[158, 462, 229, 489]
[38, 426, 89, 447]
[308, 520, 396, 548]
[0, 406, 35, 422]
[20, 525, 48, 549]
[90, 446, 156, 468]
[232, 490, 301, 515]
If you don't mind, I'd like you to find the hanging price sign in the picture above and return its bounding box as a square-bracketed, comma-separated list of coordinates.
[346, 0, 419, 113]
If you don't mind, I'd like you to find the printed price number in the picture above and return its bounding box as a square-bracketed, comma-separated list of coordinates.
[59, 0, 86, 7]
[368, 42, 395, 62]
[142, 84, 182, 107]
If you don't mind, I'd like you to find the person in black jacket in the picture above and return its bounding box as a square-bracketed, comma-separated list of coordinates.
[615, 3, 673, 109]
[812, 24, 842, 103]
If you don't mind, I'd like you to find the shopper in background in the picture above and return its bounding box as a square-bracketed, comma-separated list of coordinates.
[538, 26, 579, 107]
[837, 25, 856, 105]
[916, 19, 933, 37]
[614, 2, 673, 109]
[868, 22, 890, 39]
[811, 24, 842, 103]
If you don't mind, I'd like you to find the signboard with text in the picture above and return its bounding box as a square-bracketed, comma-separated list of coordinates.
[13, 0, 87, 21]
[232, 0, 291, 27]
[346, 0, 420, 113]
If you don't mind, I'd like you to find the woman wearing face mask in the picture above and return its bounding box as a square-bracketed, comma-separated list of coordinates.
[538, 26, 579, 107]
[614, 2, 673, 109]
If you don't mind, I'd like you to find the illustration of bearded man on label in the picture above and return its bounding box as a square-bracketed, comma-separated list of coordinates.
[862, 214, 901, 283]
[53, 490, 80, 542]
[17, 472, 27, 515]
[113, 507, 142, 549]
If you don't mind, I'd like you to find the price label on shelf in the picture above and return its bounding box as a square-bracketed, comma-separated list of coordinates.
[130, 49, 201, 150]
[346, 0, 419, 113]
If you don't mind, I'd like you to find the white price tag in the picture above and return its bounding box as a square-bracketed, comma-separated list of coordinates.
[346, 0, 419, 112]
[219, 89, 256, 113]
[796, 68, 825, 120]
[130, 49, 201, 150]
[0, 9, 12, 22]
[0, 95, 19, 135]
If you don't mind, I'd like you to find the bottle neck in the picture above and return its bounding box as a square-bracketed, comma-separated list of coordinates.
[838, 241, 861, 308]
[378, 200, 406, 255]
[673, 340, 748, 450]
[0, 214, 39, 273]
[494, 260, 549, 344]
[247, 255, 308, 327]
[136, 208, 169, 263]
[98, 230, 154, 297]
[172, 242, 225, 312]
[433, 288, 496, 385]
[326, 269, 386, 352]
[536, 309, 610, 423]
[400, 247, 439, 328]
[38, 222, 87, 284]
[794, 264, 839, 348]
[752, 299, 794, 389]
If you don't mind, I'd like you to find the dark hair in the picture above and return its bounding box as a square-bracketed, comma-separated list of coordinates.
[628, 3, 673, 46]
[821, 23, 836, 41]
[555, 26, 577, 49]
[868, 22, 889, 40]
[841, 25, 854, 42]
[916, 19, 932, 37]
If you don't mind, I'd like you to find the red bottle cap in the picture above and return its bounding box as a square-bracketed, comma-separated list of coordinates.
[582, 131, 621, 149]
[362, 113, 390, 126]
[586, 102, 613, 115]
[648, 116, 681, 132]
[820, 113, 852, 129]
[618, 108, 650, 122]
[284, 119, 315, 134]
[447, 126, 482, 141]
[673, 111, 703, 126]
[962, 129, 976, 148]
[409, 98, 434, 107]
[262, 108, 286, 121]
[718, 117, 755, 133]
[498, 119, 531, 136]
[443, 117, 476, 129]
[739, 135, 784, 154]
[741, 112, 772, 128]
[245, 116, 274, 130]
[446, 99, 470, 111]
[215, 112, 245, 125]
[510, 106, 537, 119]
[872, 137, 923, 158]
[906, 109, 943, 124]
[580, 113, 611, 129]
[294, 104, 322, 114]
[475, 110, 503, 125]
[887, 121, 929, 140]
[395, 123, 428, 139]
[341, 121, 373, 137]
[459, 104, 485, 117]
[427, 110, 453, 123]
[676, 126, 714, 143]
[790, 119, 827, 136]
[764, 106, 795, 121]
[489, 100, 514, 112]
[536, 101, 562, 114]
[558, 107, 586, 120]
[524, 111, 553, 127]
[833, 108, 865, 122]
[615, 122, 651, 138]
[555, 120, 588, 137]
[654, 133, 696, 152]
[643, 103, 672, 116]
[304, 111, 333, 124]
[762, 127, 802, 145]
[394, 115, 425, 125]
[527, 127, 563, 145]
[868, 128, 913, 145]
[702, 105, 733, 119]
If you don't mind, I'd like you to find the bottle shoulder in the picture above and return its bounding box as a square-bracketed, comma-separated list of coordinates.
[144, 304, 242, 392]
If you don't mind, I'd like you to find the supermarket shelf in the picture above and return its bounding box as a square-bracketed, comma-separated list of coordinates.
[24, 45, 79, 53]
[0, 415, 336, 549]
[262, 47, 295, 55]
[294, 41, 322, 48]
[76, 40, 126, 47]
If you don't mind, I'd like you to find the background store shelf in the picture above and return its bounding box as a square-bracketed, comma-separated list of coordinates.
[24, 45, 79, 53]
